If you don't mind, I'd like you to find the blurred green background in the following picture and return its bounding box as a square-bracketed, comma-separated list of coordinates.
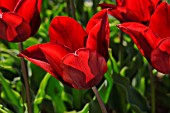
[0, 0, 170, 113]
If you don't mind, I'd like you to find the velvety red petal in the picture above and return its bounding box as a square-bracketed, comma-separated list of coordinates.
[61, 48, 107, 89]
[86, 9, 110, 61]
[151, 0, 161, 9]
[98, 3, 116, 9]
[118, 22, 160, 61]
[38, 42, 71, 77]
[116, 0, 123, 6]
[0, 13, 31, 42]
[14, 0, 41, 35]
[49, 16, 87, 51]
[98, 3, 127, 22]
[151, 38, 170, 74]
[19, 42, 75, 86]
[149, 2, 170, 39]
[123, 0, 153, 24]
[0, 0, 18, 11]
[18, 44, 60, 79]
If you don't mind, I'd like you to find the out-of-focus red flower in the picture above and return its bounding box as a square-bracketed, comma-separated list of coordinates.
[99, 0, 161, 25]
[117, 2, 170, 74]
[18, 9, 110, 89]
[0, 0, 42, 42]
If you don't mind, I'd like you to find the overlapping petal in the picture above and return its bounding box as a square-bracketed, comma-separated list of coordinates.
[117, 22, 160, 61]
[149, 2, 170, 39]
[0, 13, 31, 42]
[18, 42, 71, 81]
[49, 16, 87, 51]
[123, 0, 152, 23]
[14, 0, 41, 35]
[0, 0, 41, 42]
[62, 48, 107, 89]
[99, 0, 161, 24]
[151, 0, 161, 8]
[86, 9, 110, 60]
[151, 38, 170, 74]
[0, 0, 18, 12]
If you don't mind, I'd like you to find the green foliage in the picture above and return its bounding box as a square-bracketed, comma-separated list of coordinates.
[0, 0, 170, 113]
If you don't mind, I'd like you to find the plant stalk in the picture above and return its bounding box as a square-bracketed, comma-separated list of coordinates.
[148, 65, 155, 113]
[18, 42, 32, 113]
[66, 0, 76, 19]
[92, 86, 108, 113]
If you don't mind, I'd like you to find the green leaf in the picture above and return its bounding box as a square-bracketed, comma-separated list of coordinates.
[78, 103, 89, 113]
[89, 99, 102, 113]
[46, 76, 67, 113]
[33, 73, 51, 113]
[98, 72, 113, 103]
[113, 75, 149, 113]
[0, 104, 13, 113]
[0, 73, 23, 113]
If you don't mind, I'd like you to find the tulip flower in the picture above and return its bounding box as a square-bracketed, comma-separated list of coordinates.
[99, 0, 161, 25]
[0, 0, 41, 42]
[18, 9, 110, 89]
[117, 2, 170, 74]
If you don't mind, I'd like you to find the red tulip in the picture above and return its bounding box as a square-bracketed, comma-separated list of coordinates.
[19, 9, 110, 89]
[0, 0, 41, 42]
[99, 0, 161, 25]
[117, 2, 170, 74]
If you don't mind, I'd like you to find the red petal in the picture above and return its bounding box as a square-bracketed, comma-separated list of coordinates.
[61, 48, 107, 89]
[0, 13, 31, 42]
[0, 0, 18, 11]
[118, 22, 160, 60]
[116, 0, 123, 6]
[151, 0, 161, 9]
[18, 42, 71, 81]
[123, 0, 153, 24]
[38, 42, 71, 77]
[14, 0, 41, 35]
[151, 38, 170, 74]
[149, 2, 170, 39]
[49, 16, 87, 51]
[14, 0, 38, 22]
[99, 3, 142, 23]
[99, 3, 116, 9]
[18, 44, 59, 79]
[86, 9, 110, 60]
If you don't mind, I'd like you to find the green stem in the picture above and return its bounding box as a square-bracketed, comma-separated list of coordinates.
[148, 65, 155, 113]
[92, 87, 108, 113]
[18, 42, 32, 113]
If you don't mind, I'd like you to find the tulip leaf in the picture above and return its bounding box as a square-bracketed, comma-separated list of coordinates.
[98, 72, 113, 103]
[46, 76, 68, 113]
[0, 104, 13, 113]
[78, 103, 89, 113]
[113, 75, 149, 113]
[89, 99, 102, 113]
[33, 73, 51, 113]
[0, 73, 23, 113]
[72, 89, 86, 110]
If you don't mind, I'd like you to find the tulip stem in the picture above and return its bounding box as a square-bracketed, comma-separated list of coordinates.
[148, 65, 155, 113]
[18, 42, 32, 113]
[92, 87, 108, 113]
[66, 0, 76, 19]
